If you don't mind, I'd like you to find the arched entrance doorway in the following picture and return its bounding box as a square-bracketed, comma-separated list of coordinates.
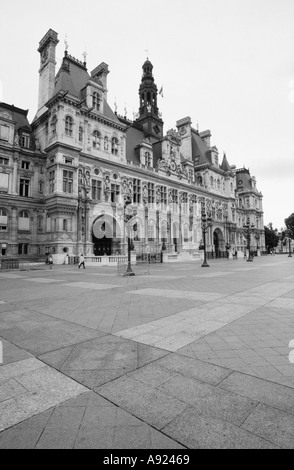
[92, 214, 122, 256]
[213, 228, 224, 258]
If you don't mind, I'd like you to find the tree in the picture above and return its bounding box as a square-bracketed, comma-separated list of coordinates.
[264, 224, 280, 252]
[285, 213, 294, 237]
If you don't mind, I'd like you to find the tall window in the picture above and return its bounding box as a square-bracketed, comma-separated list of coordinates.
[65, 116, 73, 137]
[0, 157, 9, 165]
[0, 124, 10, 141]
[63, 170, 73, 193]
[111, 184, 120, 203]
[93, 130, 101, 149]
[21, 133, 30, 148]
[18, 211, 30, 231]
[148, 220, 155, 241]
[171, 188, 178, 212]
[63, 219, 68, 231]
[19, 178, 30, 197]
[21, 161, 30, 170]
[148, 182, 155, 204]
[51, 115, 57, 136]
[92, 92, 101, 111]
[0, 173, 9, 192]
[133, 178, 141, 204]
[18, 243, 29, 255]
[0, 208, 8, 231]
[183, 224, 189, 242]
[145, 151, 152, 167]
[181, 192, 188, 215]
[111, 137, 119, 155]
[190, 194, 197, 215]
[91, 180, 102, 201]
[49, 170, 55, 194]
[160, 186, 167, 208]
[78, 126, 83, 142]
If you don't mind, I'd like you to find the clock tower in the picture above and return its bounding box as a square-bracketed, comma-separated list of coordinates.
[135, 59, 163, 139]
[36, 29, 59, 118]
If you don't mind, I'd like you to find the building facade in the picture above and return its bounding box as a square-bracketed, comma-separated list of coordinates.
[0, 29, 265, 262]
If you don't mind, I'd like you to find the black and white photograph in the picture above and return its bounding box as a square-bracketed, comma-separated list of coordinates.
[0, 0, 294, 454]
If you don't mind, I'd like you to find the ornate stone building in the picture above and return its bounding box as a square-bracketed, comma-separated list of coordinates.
[0, 29, 265, 262]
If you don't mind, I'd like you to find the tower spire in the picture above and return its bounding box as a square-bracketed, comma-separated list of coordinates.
[135, 59, 163, 139]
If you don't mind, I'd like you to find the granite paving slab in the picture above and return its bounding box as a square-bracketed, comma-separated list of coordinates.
[0, 358, 87, 432]
[241, 403, 294, 449]
[162, 406, 279, 449]
[218, 371, 294, 414]
[96, 375, 188, 429]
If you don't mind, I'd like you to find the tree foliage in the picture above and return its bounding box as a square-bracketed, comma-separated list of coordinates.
[285, 213, 294, 237]
[264, 224, 280, 250]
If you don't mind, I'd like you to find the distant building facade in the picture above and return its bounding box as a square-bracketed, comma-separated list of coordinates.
[0, 29, 265, 262]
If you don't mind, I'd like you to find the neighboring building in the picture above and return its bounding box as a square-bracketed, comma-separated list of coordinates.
[0, 29, 265, 262]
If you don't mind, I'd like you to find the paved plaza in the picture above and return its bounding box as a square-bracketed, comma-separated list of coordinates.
[0, 255, 294, 449]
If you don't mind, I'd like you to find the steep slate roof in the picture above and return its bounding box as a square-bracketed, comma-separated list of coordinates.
[236, 168, 259, 193]
[125, 125, 162, 164]
[191, 128, 211, 165]
[103, 100, 121, 124]
[0, 102, 31, 131]
[220, 153, 231, 172]
[54, 57, 89, 99]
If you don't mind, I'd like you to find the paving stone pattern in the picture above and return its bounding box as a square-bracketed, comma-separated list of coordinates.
[0, 256, 294, 448]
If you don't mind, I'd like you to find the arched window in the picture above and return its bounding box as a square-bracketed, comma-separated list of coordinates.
[63, 219, 68, 231]
[51, 115, 57, 136]
[18, 211, 30, 231]
[147, 219, 155, 241]
[111, 137, 119, 155]
[93, 130, 101, 149]
[0, 208, 8, 231]
[65, 116, 73, 137]
[92, 92, 101, 111]
[183, 223, 189, 242]
[210, 176, 214, 187]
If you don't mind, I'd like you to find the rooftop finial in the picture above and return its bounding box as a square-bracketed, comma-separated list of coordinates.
[114, 98, 118, 114]
[64, 34, 69, 52]
[82, 50, 87, 64]
[145, 49, 149, 60]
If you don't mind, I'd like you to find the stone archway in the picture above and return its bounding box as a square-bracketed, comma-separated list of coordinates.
[213, 228, 224, 258]
[92, 214, 122, 256]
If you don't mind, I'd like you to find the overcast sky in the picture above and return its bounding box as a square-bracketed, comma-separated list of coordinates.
[1, 0, 293, 230]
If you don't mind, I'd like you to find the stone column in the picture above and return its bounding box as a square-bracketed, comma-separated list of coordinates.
[10, 207, 18, 256]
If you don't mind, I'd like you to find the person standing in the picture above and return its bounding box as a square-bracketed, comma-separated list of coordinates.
[49, 255, 53, 269]
[78, 253, 85, 269]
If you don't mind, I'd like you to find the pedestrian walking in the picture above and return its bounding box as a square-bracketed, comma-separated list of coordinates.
[78, 253, 86, 269]
[244, 250, 247, 261]
[49, 255, 53, 269]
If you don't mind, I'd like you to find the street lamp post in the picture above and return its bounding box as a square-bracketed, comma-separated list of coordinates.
[201, 210, 212, 268]
[243, 218, 255, 262]
[124, 196, 137, 276]
[286, 229, 293, 257]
